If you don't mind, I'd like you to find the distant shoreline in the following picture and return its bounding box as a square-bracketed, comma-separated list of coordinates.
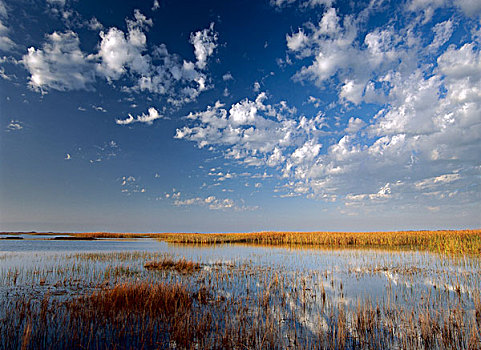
[2, 229, 481, 255]
[1, 228, 479, 236]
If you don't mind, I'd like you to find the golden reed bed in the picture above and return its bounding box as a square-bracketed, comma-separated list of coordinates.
[64, 229, 481, 255]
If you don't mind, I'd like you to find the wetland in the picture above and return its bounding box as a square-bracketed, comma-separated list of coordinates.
[0, 231, 480, 349]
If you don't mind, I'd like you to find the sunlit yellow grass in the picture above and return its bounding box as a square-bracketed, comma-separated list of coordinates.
[154, 230, 481, 255]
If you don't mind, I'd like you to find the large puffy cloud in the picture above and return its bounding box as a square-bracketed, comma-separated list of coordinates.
[97, 9, 152, 80]
[22, 31, 96, 91]
[96, 15, 217, 105]
[137, 22, 217, 105]
[437, 43, 481, 83]
[21, 10, 217, 106]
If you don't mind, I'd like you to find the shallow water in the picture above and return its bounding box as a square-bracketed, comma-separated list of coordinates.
[0, 233, 73, 240]
[1, 236, 479, 306]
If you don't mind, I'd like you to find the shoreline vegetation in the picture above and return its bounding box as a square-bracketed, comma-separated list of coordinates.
[2, 229, 481, 255]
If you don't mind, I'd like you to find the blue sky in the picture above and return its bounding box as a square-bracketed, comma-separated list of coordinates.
[0, 0, 480, 232]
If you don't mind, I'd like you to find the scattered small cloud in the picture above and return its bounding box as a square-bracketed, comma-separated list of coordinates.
[90, 140, 119, 162]
[67, 140, 120, 163]
[119, 175, 146, 195]
[116, 107, 163, 125]
[173, 194, 239, 211]
[92, 105, 107, 113]
[86, 17, 103, 31]
[307, 96, 322, 108]
[222, 72, 233, 81]
[5, 120, 23, 132]
[252, 172, 273, 179]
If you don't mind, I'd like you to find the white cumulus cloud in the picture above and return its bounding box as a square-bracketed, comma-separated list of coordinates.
[116, 107, 163, 125]
[22, 31, 96, 91]
[97, 10, 152, 80]
[21, 10, 217, 106]
[189, 22, 217, 70]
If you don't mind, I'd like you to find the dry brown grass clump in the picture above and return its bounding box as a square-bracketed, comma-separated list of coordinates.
[66, 281, 211, 348]
[144, 257, 202, 274]
[72, 281, 192, 317]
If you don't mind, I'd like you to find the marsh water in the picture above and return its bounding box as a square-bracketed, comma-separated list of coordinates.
[1, 234, 480, 348]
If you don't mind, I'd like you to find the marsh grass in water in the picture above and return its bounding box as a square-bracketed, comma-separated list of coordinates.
[3, 277, 480, 349]
[144, 257, 202, 274]
[1, 245, 481, 349]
